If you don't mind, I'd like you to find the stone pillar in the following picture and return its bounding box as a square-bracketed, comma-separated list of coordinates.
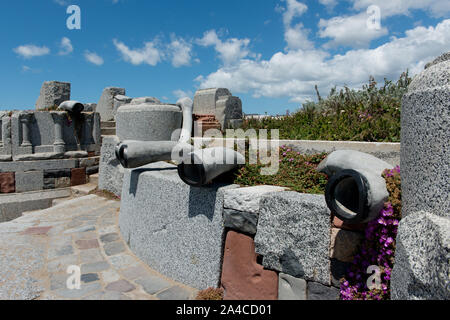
[20, 113, 32, 147]
[80, 113, 95, 151]
[391, 53, 450, 300]
[52, 112, 66, 153]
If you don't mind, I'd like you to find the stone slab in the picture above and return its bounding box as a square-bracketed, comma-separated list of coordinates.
[0, 159, 78, 173]
[223, 208, 259, 235]
[221, 230, 278, 300]
[98, 135, 123, 197]
[35, 81, 71, 110]
[307, 282, 340, 300]
[278, 273, 307, 300]
[0, 172, 15, 193]
[15, 170, 44, 193]
[71, 168, 86, 186]
[119, 161, 239, 289]
[254, 191, 331, 286]
[224, 185, 287, 213]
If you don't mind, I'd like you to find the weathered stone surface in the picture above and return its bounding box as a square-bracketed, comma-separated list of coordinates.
[330, 258, 351, 288]
[71, 167, 86, 186]
[329, 228, 364, 263]
[44, 168, 71, 179]
[105, 279, 136, 293]
[278, 273, 307, 300]
[0, 159, 78, 173]
[391, 211, 450, 300]
[156, 286, 193, 300]
[55, 177, 71, 188]
[81, 261, 110, 273]
[116, 104, 182, 141]
[113, 95, 132, 116]
[35, 81, 71, 110]
[119, 161, 238, 289]
[307, 282, 340, 300]
[224, 185, 287, 213]
[104, 241, 126, 256]
[221, 231, 278, 300]
[254, 192, 331, 285]
[84, 103, 97, 112]
[130, 97, 160, 105]
[223, 208, 259, 235]
[97, 87, 125, 121]
[136, 275, 171, 295]
[75, 239, 99, 250]
[81, 273, 100, 283]
[43, 177, 55, 190]
[100, 233, 120, 243]
[400, 53, 449, 219]
[13, 152, 64, 161]
[0, 172, 15, 193]
[98, 135, 123, 197]
[15, 171, 44, 192]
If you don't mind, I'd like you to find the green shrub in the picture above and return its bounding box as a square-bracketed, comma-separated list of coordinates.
[242, 72, 411, 142]
[232, 146, 328, 194]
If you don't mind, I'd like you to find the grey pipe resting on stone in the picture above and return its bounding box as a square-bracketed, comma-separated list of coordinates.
[58, 100, 85, 114]
[317, 150, 393, 224]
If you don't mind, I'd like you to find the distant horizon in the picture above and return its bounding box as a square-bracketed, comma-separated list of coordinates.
[1, 0, 449, 115]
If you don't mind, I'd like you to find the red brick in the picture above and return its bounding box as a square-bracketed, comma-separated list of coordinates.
[71, 167, 86, 186]
[21, 226, 52, 235]
[332, 214, 367, 231]
[0, 172, 15, 193]
[221, 231, 278, 300]
[75, 239, 99, 250]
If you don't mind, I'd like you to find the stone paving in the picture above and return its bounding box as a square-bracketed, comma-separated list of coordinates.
[0, 194, 198, 300]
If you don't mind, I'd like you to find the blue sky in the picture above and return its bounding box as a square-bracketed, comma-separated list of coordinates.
[1, 0, 449, 114]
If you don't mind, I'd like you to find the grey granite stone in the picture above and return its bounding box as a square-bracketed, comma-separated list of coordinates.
[119, 161, 239, 289]
[278, 273, 307, 300]
[156, 286, 193, 300]
[81, 261, 110, 273]
[391, 211, 450, 300]
[400, 54, 449, 219]
[35, 81, 71, 110]
[81, 273, 100, 283]
[130, 97, 161, 105]
[113, 95, 132, 117]
[104, 241, 126, 256]
[254, 191, 331, 285]
[135, 275, 171, 295]
[116, 104, 182, 141]
[97, 87, 125, 121]
[0, 158, 78, 173]
[307, 282, 340, 300]
[100, 233, 120, 243]
[223, 208, 259, 235]
[84, 103, 97, 112]
[98, 135, 123, 197]
[223, 185, 287, 213]
[15, 170, 44, 192]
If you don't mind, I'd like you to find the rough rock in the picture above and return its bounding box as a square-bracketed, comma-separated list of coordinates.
[35, 81, 71, 110]
[98, 135, 123, 197]
[96, 87, 125, 121]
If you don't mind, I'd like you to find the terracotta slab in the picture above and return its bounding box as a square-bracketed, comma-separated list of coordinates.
[0, 172, 15, 193]
[221, 230, 278, 300]
[71, 168, 86, 186]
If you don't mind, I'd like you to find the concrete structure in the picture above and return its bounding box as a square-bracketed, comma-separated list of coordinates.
[392, 52, 450, 300]
[35, 81, 71, 110]
[193, 88, 243, 130]
[119, 161, 238, 289]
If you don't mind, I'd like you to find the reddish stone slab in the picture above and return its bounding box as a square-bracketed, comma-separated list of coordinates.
[221, 230, 278, 300]
[21, 226, 52, 236]
[71, 167, 86, 186]
[75, 239, 99, 250]
[105, 279, 136, 293]
[332, 215, 367, 232]
[0, 172, 15, 193]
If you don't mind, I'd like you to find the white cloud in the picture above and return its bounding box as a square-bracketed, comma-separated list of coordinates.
[168, 35, 192, 67]
[84, 51, 104, 66]
[197, 19, 450, 104]
[53, 0, 68, 6]
[319, 0, 338, 9]
[284, 23, 314, 50]
[351, 0, 450, 18]
[13, 44, 50, 59]
[58, 37, 73, 55]
[113, 39, 162, 66]
[318, 13, 389, 48]
[279, 0, 308, 27]
[173, 89, 193, 100]
[197, 30, 251, 65]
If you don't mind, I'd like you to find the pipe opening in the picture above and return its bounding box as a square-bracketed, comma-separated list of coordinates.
[333, 176, 359, 219]
[177, 162, 205, 186]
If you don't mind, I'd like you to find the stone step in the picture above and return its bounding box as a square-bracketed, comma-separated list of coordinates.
[101, 121, 116, 128]
[0, 188, 72, 222]
[71, 183, 98, 196]
[88, 173, 99, 185]
[101, 128, 116, 135]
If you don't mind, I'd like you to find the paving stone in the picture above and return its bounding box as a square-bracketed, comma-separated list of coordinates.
[101, 269, 121, 283]
[54, 282, 102, 299]
[81, 273, 100, 283]
[121, 266, 149, 280]
[21, 226, 52, 235]
[135, 275, 172, 295]
[98, 225, 118, 235]
[75, 239, 99, 250]
[73, 231, 97, 241]
[307, 282, 340, 300]
[104, 241, 126, 256]
[71, 168, 86, 186]
[105, 279, 136, 293]
[0, 172, 15, 193]
[50, 273, 70, 290]
[48, 245, 74, 259]
[109, 254, 139, 270]
[81, 261, 110, 273]
[79, 248, 104, 264]
[221, 230, 278, 300]
[47, 255, 78, 273]
[100, 233, 120, 243]
[64, 225, 96, 234]
[156, 286, 193, 300]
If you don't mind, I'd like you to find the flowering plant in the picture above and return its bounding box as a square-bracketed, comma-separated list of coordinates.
[340, 166, 401, 300]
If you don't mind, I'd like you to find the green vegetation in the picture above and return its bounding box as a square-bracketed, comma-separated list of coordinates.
[232, 146, 328, 194]
[242, 72, 412, 142]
